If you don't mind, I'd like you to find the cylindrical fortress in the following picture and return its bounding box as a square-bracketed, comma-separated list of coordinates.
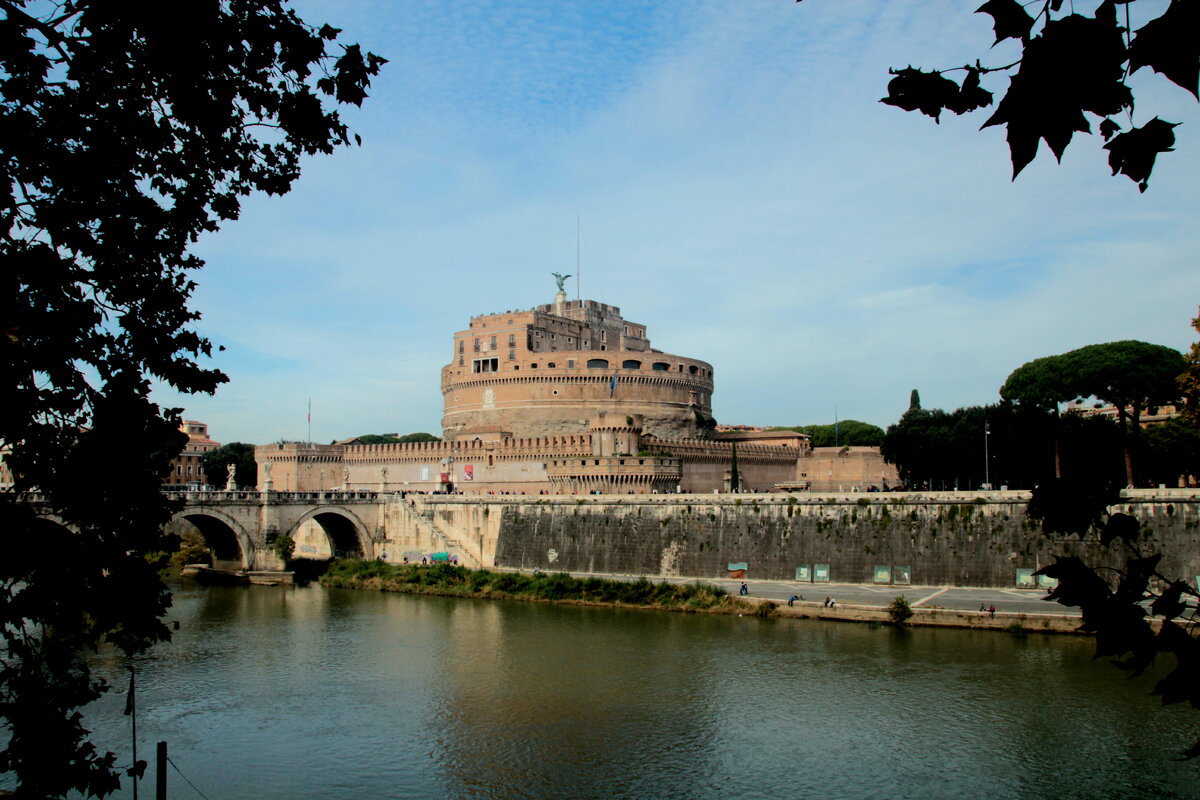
[441, 296, 715, 440]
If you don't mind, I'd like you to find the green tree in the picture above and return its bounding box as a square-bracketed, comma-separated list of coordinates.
[770, 420, 885, 447]
[354, 432, 441, 444]
[1181, 307, 1200, 425]
[796, 0, 1198, 190]
[396, 432, 441, 443]
[202, 442, 257, 488]
[0, 2, 383, 796]
[1140, 418, 1200, 488]
[1002, 341, 1185, 486]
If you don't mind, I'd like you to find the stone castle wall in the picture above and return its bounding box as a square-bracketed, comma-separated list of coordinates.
[414, 490, 1200, 588]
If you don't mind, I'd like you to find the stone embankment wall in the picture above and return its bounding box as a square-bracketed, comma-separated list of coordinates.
[416, 490, 1200, 588]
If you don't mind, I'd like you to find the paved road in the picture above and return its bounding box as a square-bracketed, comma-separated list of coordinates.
[707, 579, 1075, 616]
[555, 570, 1079, 617]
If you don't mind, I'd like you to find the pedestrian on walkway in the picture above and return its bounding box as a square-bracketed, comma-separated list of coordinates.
[988, 605, 996, 617]
[787, 595, 795, 607]
[739, 582, 748, 596]
[823, 596, 830, 608]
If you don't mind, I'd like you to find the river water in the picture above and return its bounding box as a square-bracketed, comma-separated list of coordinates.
[27, 583, 1200, 799]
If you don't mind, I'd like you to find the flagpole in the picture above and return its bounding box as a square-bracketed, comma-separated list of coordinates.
[307, 398, 312, 445]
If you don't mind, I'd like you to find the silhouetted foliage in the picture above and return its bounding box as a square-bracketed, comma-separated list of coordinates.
[795, 0, 1199, 190]
[1, 1, 383, 795]
[202, 442, 257, 488]
[1029, 480, 1200, 758]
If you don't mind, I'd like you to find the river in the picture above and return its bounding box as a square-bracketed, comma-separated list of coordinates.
[17, 582, 1200, 799]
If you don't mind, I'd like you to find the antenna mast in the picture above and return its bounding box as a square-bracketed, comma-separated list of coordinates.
[575, 214, 581, 302]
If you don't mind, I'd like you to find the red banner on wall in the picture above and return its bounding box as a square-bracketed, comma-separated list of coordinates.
[464, 464, 474, 481]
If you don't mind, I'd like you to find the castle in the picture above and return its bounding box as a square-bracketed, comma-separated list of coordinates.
[256, 287, 896, 494]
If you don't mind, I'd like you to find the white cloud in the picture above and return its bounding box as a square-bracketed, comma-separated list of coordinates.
[160, 0, 1200, 442]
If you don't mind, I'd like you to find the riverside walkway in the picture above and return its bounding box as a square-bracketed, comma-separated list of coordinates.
[528, 568, 1088, 632]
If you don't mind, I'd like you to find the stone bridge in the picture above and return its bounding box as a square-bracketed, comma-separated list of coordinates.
[162, 490, 488, 572]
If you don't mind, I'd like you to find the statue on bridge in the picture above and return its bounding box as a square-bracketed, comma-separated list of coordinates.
[225, 469, 237, 492]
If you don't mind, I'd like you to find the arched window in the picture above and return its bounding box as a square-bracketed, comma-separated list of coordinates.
[622, 360, 641, 370]
[652, 362, 669, 371]
[587, 359, 609, 369]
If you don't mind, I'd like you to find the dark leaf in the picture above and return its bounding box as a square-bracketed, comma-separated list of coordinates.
[1151, 580, 1192, 621]
[1037, 555, 1112, 610]
[1027, 478, 1120, 537]
[1114, 553, 1160, 602]
[1104, 117, 1178, 191]
[976, 0, 1035, 44]
[881, 67, 962, 122]
[1099, 117, 1121, 141]
[1099, 512, 1141, 546]
[1128, 0, 1200, 100]
[944, 67, 994, 114]
[982, 14, 1131, 177]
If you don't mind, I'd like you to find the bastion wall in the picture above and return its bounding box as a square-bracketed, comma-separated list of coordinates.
[412, 490, 1200, 589]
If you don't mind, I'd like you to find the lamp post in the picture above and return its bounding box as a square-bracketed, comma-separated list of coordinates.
[983, 422, 991, 490]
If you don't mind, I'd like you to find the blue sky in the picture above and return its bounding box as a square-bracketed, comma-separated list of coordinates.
[158, 0, 1200, 444]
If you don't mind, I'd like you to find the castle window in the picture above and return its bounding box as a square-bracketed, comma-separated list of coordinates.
[458, 356, 463, 366]
[688, 365, 698, 375]
[508, 334, 515, 346]
[652, 362, 669, 371]
[472, 358, 499, 373]
[508, 349, 515, 360]
[547, 362, 556, 368]
[458, 340, 464, 353]
[473, 339, 480, 352]
[587, 359, 609, 369]
[490, 336, 497, 350]
[531, 363, 538, 369]
[622, 360, 641, 370]
[568, 360, 575, 368]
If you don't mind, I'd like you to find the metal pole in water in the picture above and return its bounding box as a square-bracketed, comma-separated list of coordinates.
[156, 741, 167, 800]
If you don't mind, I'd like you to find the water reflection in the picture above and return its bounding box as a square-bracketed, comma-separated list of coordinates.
[8, 584, 1195, 800]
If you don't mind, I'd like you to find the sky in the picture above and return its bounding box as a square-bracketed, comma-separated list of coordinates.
[156, 0, 1200, 445]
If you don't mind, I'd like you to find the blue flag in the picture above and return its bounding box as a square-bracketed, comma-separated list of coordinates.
[609, 371, 617, 398]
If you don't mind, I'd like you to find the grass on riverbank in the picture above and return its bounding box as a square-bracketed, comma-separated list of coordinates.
[320, 559, 765, 615]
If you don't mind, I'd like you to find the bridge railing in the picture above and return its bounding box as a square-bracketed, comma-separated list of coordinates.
[162, 489, 382, 503]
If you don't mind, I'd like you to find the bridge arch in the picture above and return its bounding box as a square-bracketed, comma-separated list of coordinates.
[169, 509, 253, 570]
[288, 506, 372, 559]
